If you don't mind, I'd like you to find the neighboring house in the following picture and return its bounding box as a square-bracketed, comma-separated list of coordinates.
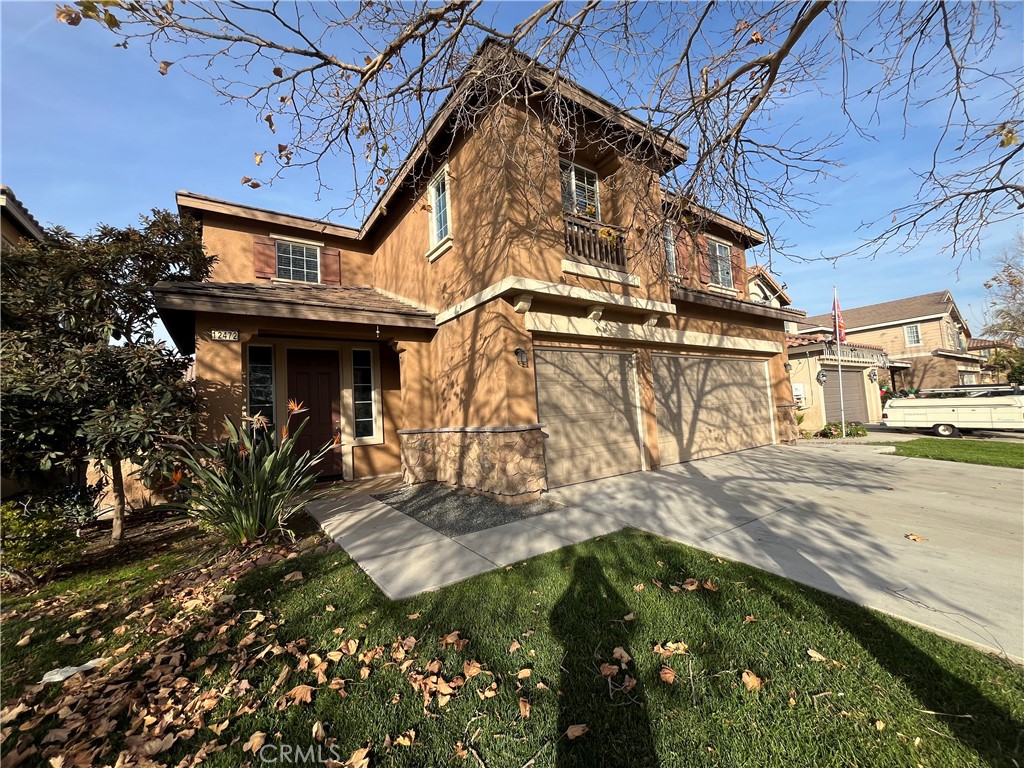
[969, 338, 1020, 384]
[786, 335, 886, 431]
[154, 41, 806, 502]
[746, 265, 801, 335]
[1, 185, 46, 248]
[799, 290, 983, 391]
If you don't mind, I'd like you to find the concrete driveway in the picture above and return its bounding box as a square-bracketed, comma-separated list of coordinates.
[550, 443, 1024, 661]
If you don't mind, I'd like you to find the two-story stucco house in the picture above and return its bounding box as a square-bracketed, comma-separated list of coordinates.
[799, 290, 984, 391]
[154, 42, 805, 503]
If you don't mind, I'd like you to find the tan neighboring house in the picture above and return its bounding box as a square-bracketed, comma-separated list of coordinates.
[786, 335, 886, 431]
[968, 338, 1020, 384]
[799, 290, 984, 391]
[155, 41, 806, 502]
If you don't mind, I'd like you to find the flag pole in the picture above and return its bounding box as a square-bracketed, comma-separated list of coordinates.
[834, 285, 847, 438]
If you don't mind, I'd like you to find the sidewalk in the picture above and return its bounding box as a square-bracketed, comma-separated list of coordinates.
[306, 487, 623, 599]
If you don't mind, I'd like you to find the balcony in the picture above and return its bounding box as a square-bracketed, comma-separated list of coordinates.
[563, 214, 627, 272]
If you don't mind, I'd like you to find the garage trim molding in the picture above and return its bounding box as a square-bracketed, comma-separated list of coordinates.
[526, 313, 783, 354]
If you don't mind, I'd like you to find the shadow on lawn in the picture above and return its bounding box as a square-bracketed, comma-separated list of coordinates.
[551, 555, 659, 768]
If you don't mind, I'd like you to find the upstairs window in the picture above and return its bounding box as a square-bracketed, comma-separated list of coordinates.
[276, 240, 319, 283]
[560, 160, 600, 220]
[905, 324, 922, 345]
[429, 170, 450, 245]
[663, 221, 678, 276]
[708, 240, 733, 288]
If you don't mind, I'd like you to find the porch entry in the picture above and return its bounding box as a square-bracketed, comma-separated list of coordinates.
[653, 355, 774, 465]
[286, 348, 345, 477]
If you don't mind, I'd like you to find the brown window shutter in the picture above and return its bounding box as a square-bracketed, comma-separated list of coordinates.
[730, 247, 746, 296]
[253, 235, 276, 279]
[320, 247, 341, 285]
[698, 238, 712, 284]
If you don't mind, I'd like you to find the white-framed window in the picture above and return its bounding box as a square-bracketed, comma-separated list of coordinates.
[246, 345, 276, 439]
[352, 348, 376, 439]
[276, 240, 319, 283]
[708, 239, 733, 288]
[663, 221, 678, 276]
[429, 170, 450, 246]
[560, 160, 600, 220]
[905, 324, 922, 345]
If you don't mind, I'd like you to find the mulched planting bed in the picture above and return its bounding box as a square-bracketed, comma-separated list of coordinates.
[372, 482, 563, 537]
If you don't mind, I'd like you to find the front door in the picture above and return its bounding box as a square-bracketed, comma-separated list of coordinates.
[286, 349, 344, 477]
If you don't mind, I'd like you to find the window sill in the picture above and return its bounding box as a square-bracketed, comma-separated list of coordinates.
[561, 259, 640, 287]
[271, 277, 322, 286]
[706, 283, 738, 296]
[425, 236, 454, 263]
[350, 434, 384, 448]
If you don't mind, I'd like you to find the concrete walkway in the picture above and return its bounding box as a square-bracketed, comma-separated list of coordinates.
[308, 444, 1023, 660]
[306, 490, 624, 600]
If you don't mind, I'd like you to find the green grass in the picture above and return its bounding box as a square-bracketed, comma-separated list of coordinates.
[892, 437, 1024, 468]
[3, 526, 1022, 767]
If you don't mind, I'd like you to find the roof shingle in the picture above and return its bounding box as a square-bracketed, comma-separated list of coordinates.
[800, 290, 954, 331]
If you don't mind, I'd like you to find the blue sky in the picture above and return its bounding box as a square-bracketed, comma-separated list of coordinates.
[2, 2, 1020, 332]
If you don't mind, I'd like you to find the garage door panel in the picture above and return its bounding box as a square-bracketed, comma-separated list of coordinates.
[535, 349, 643, 487]
[654, 355, 773, 466]
[823, 369, 869, 423]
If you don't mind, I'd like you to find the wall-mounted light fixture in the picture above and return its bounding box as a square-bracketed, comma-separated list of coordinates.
[514, 347, 529, 367]
[783, 362, 793, 373]
[816, 370, 828, 386]
[868, 369, 878, 383]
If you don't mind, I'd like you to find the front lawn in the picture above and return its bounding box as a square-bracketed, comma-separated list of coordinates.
[2, 524, 1022, 767]
[892, 437, 1024, 468]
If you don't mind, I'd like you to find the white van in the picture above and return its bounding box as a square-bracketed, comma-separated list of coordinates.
[882, 390, 1024, 437]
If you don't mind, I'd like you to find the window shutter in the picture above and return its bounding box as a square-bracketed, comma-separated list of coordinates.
[730, 247, 746, 296]
[254, 235, 276, 279]
[698, 239, 712, 284]
[320, 247, 341, 285]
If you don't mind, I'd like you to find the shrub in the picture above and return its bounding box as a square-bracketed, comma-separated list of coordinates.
[814, 422, 868, 439]
[0, 484, 100, 583]
[169, 416, 334, 546]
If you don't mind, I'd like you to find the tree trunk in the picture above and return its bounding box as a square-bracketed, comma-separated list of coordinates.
[110, 457, 126, 544]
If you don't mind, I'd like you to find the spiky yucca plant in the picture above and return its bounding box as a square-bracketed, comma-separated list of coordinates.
[169, 415, 334, 545]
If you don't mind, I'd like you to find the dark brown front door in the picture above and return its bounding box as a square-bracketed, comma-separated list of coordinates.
[287, 349, 344, 477]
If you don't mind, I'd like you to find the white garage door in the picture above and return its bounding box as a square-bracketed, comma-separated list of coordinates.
[535, 348, 643, 487]
[654, 355, 774, 465]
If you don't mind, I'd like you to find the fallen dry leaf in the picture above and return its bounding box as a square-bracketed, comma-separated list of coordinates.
[464, 660, 483, 678]
[741, 669, 763, 692]
[599, 663, 619, 677]
[905, 533, 926, 542]
[283, 570, 303, 583]
[875, 720, 886, 731]
[659, 665, 676, 684]
[243, 731, 267, 754]
[519, 697, 531, 718]
[566, 724, 589, 740]
[633, 583, 645, 592]
[681, 578, 700, 591]
[744, 615, 757, 624]
[702, 579, 719, 592]
[517, 668, 532, 679]
[407, 613, 420, 620]
[344, 744, 371, 768]
[807, 648, 828, 663]
[623, 612, 635, 621]
[508, 639, 522, 654]
[395, 729, 416, 747]
[612, 646, 632, 664]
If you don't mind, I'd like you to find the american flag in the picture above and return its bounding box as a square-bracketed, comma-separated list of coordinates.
[832, 290, 847, 343]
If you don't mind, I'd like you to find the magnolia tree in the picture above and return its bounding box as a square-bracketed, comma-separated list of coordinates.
[0, 211, 214, 543]
[57, 1, 1022, 267]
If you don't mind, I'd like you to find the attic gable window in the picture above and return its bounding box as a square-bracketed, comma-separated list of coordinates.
[276, 240, 320, 283]
[560, 160, 600, 220]
[708, 240, 733, 288]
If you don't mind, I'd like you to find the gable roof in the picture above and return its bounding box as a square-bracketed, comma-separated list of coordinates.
[800, 290, 966, 333]
[182, 39, 691, 242]
[747, 265, 791, 306]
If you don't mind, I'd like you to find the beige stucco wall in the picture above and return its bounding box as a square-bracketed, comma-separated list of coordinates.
[786, 353, 883, 433]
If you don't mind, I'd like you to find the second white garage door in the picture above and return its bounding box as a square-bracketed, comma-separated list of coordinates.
[535, 348, 644, 488]
[654, 355, 774, 465]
